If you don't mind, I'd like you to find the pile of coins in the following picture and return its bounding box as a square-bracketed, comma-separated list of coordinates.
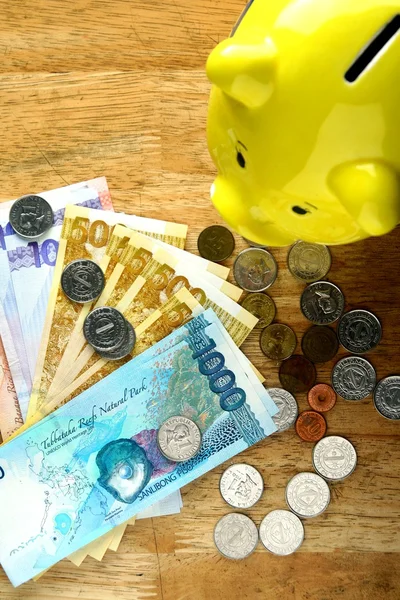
[61, 258, 136, 360]
[196, 228, 399, 558]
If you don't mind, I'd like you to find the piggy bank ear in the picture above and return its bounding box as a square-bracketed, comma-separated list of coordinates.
[329, 161, 400, 237]
[206, 36, 277, 108]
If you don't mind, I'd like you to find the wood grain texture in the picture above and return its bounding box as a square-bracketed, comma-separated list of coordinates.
[0, 1, 399, 598]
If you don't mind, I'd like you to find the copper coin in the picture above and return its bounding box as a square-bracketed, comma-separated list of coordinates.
[260, 324, 296, 361]
[197, 225, 235, 262]
[301, 325, 339, 363]
[279, 355, 316, 394]
[295, 411, 327, 442]
[308, 384, 337, 413]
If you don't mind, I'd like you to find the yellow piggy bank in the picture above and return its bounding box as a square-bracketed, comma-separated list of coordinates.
[206, 1, 400, 246]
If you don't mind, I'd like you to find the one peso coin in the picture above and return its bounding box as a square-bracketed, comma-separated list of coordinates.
[219, 464, 264, 509]
[312, 436, 357, 481]
[84, 306, 128, 352]
[288, 241, 331, 283]
[157, 416, 202, 462]
[98, 321, 136, 360]
[300, 281, 344, 325]
[241, 293, 276, 329]
[373, 376, 400, 420]
[285, 472, 330, 518]
[259, 510, 304, 555]
[332, 356, 376, 401]
[267, 388, 298, 432]
[214, 513, 258, 559]
[233, 248, 278, 292]
[10, 194, 54, 239]
[338, 309, 382, 354]
[301, 325, 339, 363]
[61, 259, 105, 304]
[260, 324, 296, 361]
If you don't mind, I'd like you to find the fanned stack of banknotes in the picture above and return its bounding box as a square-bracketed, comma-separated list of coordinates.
[0, 177, 278, 587]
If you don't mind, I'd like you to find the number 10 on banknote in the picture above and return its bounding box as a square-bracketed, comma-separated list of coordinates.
[0, 310, 276, 586]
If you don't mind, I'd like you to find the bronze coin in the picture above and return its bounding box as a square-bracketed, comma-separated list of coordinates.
[197, 225, 235, 262]
[279, 355, 316, 394]
[301, 325, 339, 363]
[260, 324, 296, 361]
[308, 384, 337, 413]
[242, 293, 276, 329]
[295, 411, 327, 442]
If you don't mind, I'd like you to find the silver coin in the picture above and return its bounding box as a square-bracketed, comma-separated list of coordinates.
[214, 513, 258, 559]
[157, 416, 202, 462]
[267, 388, 298, 432]
[9, 194, 54, 239]
[332, 356, 376, 401]
[288, 241, 331, 283]
[285, 472, 330, 518]
[373, 376, 400, 420]
[300, 281, 344, 325]
[83, 307, 128, 352]
[233, 248, 278, 292]
[61, 259, 105, 304]
[312, 436, 357, 481]
[98, 321, 136, 360]
[259, 510, 304, 555]
[338, 309, 382, 354]
[219, 464, 264, 509]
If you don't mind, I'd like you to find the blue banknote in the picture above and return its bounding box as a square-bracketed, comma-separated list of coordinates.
[0, 311, 276, 586]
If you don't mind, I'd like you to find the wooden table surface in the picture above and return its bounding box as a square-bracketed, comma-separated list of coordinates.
[0, 1, 399, 598]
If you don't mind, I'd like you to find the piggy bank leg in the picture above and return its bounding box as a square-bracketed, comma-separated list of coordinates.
[328, 161, 400, 237]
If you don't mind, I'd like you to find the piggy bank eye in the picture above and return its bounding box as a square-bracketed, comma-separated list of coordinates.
[236, 151, 246, 168]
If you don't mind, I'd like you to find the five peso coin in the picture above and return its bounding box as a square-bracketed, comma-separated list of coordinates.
[288, 241, 331, 283]
[259, 510, 304, 556]
[338, 309, 382, 354]
[98, 321, 136, 360]
[332, 356, 376, 401]
[268, 388, 298, 432]
[308, 384, 337, 413]
[300, 281, 344, 325]
[157, 416, 202, 462]
[233, 248, 278, 292]
[84, 306, 128, 352]
[279, 355, 317, 394]
[214, 513, 258, 559]
[219, 464, 264, 509]
[9, 194, 54, 239]
[241, 293, 276, 329]
[301, 325, 339, 363]
[373, 376, 400, 420]
[285, 472, 330, 518]
[260, 323, 297, 361]
[197, 225, 235, 262]
[312, 436, 357, 481]
[61, 259, 105, 304]
[295, 411, 327, 442]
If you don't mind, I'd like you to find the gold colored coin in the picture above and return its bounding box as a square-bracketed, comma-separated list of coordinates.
[288, 241, 331, 282]
[241, 293, 276, 329]
[260, 324, 297, 361]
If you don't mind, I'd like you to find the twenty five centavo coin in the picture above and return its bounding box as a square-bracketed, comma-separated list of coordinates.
[219, 464, 264, 509]
[308, 384, 337, 413]
[373, 376, 400, 420]
[312, 436, 357, 481]
[300, 281, 345, 325]
[267, 388, 298, 432]
[332, 356, 376, 401]
[157, 416, 202, 462]
[288, 241, 331, 283]
[233, 248, 278, 292]
[301, 325, 339, 363]
[260, 324, 296, 361]
[214, 513, 258, 559]
[197, 225, 235, 262]
[61, 259, 105, 304]
[84, 306, 128, 352]
[241, 293, 276, 329]
[259, 510, 304, 555]
[338, 309, 382, 354]
[295, 411, 327, 442]
[279, 355, 316, 394]
[9, 194, 54, 239]
[285, 472, 331, 518]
